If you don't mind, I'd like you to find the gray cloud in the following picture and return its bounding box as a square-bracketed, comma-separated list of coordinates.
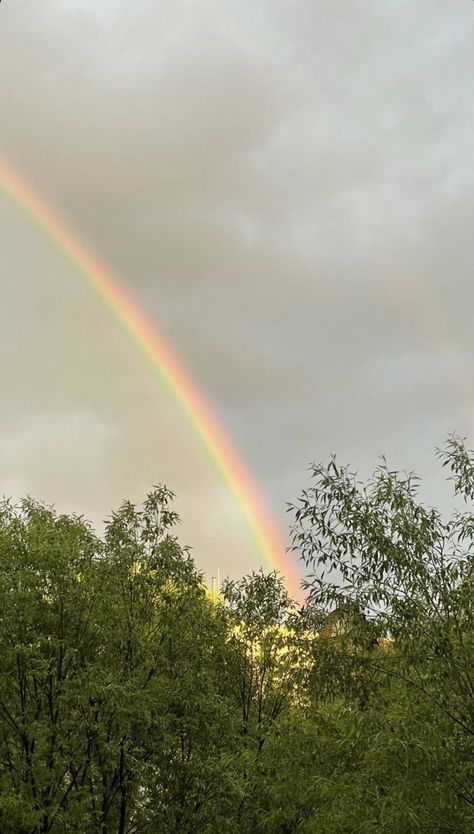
[0, 0, 473, 586]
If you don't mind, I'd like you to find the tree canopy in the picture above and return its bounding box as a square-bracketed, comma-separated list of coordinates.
[0, 436, 473, 832]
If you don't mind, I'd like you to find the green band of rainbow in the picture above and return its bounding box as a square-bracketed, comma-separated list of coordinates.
[0, 157, 302, 602]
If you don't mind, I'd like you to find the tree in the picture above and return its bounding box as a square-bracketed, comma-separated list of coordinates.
[288, 435, 474, 832]
[0, 497, 101, 832]
[0, 489, 240, 833]
[220, 570, 315, 832]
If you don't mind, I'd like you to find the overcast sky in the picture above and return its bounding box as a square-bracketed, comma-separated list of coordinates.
[0, 0, 473, 590]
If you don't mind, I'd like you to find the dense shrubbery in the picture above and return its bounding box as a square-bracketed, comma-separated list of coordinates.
[0, 436, 473, 833]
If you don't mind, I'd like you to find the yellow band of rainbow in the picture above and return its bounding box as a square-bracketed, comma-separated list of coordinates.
[0, 156, 302, 603]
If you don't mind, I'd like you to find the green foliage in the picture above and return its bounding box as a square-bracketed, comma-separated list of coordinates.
[0, 489, 240, 833]
[1, 435, 474, 832]
[220, 570, 314, 832]
[289, 434, 474, 833]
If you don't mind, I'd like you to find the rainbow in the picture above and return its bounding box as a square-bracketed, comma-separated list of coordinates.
[0, 156, 303, 603]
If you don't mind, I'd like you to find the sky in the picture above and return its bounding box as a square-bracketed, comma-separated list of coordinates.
[0, 0, 473, 592]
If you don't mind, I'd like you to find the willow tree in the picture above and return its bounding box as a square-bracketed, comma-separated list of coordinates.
[288, 435, 474, 833]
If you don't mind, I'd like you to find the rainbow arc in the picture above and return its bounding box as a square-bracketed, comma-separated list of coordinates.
[0, 156, 303, 603]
